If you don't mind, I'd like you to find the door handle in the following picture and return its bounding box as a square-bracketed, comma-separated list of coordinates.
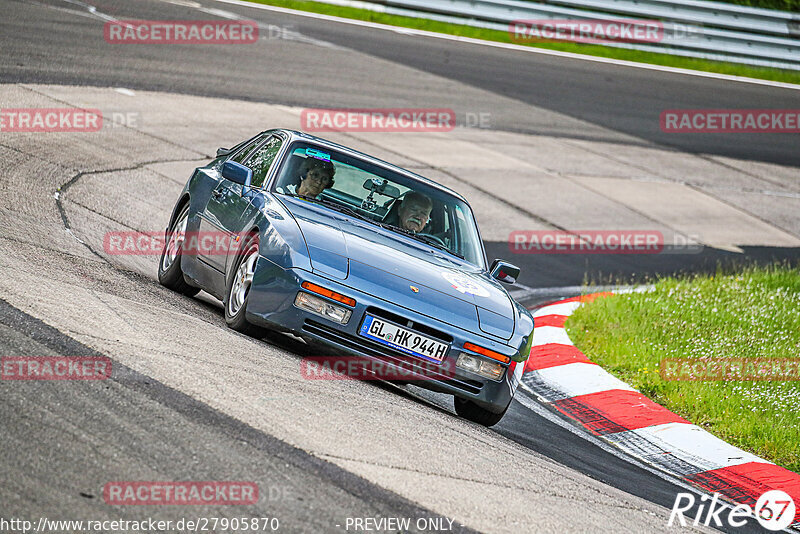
[211, 189, 224, 199]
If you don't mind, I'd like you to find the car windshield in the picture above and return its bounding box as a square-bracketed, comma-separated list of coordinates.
[272, 141, 485, 268]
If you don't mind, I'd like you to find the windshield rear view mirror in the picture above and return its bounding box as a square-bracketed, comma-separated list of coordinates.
[363, 178, 400, 199]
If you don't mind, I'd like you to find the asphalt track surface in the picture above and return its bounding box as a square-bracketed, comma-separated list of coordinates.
[3, 0, 800, 289]
[0, 300, 477, 534]
[2, 0, 800, 166]
[0, 0, 798, 532]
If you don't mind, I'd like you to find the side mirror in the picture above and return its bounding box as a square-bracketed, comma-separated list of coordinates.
[216, 147, 232, 158]
[490, 259, 520, 285]
[222, 161, 253, 190]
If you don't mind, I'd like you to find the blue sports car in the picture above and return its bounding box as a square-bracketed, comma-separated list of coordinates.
[158, 129, 533, 426]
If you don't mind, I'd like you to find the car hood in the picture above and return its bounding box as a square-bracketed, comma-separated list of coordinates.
[282, 197, 514, 340]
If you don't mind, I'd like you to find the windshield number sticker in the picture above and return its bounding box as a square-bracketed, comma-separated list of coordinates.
[305, 148, 331, 161]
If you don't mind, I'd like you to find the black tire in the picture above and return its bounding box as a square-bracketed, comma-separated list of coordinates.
[158, 203, 201, 297]
[223, 234, 265, 337]
[454, 397, 509, 427]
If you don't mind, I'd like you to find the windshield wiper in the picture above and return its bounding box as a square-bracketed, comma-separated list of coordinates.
[417, 235, 466, 260]
[289, 194, 371, 221]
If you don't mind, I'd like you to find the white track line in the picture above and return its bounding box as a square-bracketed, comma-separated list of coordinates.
[514, 386, 727, 497]
[533, 300, 582, 318]
[531, 298, 757, 466]
[212, 0, 800, 91]
[620, 423, 772, 472]
[526, 294, 800, 530]
[532, 325, 574, 346]
[535, 362, 636, 399]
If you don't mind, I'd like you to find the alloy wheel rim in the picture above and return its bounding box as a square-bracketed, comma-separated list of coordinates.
[161, 211, 188, 272]
[228, 244, 258, 316]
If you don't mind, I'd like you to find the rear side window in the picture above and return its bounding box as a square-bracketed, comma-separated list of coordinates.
[244, 136, 283, 189]
[231, 133, 269, 164]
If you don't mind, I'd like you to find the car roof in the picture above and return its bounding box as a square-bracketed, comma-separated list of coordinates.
[272, 129, 469, 203]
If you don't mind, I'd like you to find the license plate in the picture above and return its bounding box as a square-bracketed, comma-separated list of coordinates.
[358, 315, 449, 363]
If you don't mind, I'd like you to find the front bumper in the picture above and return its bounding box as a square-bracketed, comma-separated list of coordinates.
[245, 260, 519, 413]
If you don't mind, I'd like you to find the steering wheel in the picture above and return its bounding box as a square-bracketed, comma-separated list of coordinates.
[419, 233, 446, 247]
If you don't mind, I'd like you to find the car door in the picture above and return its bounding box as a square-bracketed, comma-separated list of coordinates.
[221, 134, 285, 275]
[197, 134, 282, 273]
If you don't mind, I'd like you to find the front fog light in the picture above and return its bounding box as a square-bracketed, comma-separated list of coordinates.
[294, 292, 352, 324]
[457, 353, 503, 380]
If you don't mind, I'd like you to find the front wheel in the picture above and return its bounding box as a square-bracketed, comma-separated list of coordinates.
[454, 397, 509, 427]
[224, 235, 265, 337]
[158, 204, 200, 297]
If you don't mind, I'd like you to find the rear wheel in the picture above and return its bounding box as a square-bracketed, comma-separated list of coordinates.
[454, 397, 508, 427]
[224, 235, 265, 337]
[158, 204, 200, 297]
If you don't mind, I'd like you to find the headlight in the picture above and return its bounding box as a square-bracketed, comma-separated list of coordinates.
[456, 353, 504, 380]
[294, 292, 352, 324]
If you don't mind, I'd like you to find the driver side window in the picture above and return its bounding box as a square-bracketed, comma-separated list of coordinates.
[244, 136, 283, 189]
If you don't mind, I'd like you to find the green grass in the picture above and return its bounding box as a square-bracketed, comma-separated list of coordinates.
[247, 0, 800, 85]
[566, 265, 800, 473]
[716, 0, 800, 10]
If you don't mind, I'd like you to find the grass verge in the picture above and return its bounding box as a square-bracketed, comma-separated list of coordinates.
[566, 265, 800, 473]
[245, 0, 800, 85]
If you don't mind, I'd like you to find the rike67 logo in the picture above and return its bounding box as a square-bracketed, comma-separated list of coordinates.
[669, 490, 796, 531]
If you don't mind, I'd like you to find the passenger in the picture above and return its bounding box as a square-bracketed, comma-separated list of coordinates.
[283, 157, 335, 198]
[398, 191, 433, 233]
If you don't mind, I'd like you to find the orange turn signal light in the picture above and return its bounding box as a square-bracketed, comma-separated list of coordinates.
[301, 282, 356, 307]
[463, 342, 510, 364]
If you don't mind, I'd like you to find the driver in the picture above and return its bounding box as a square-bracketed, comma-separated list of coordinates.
[282, 157, 335, 198]
[398, 191, 433, 233]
